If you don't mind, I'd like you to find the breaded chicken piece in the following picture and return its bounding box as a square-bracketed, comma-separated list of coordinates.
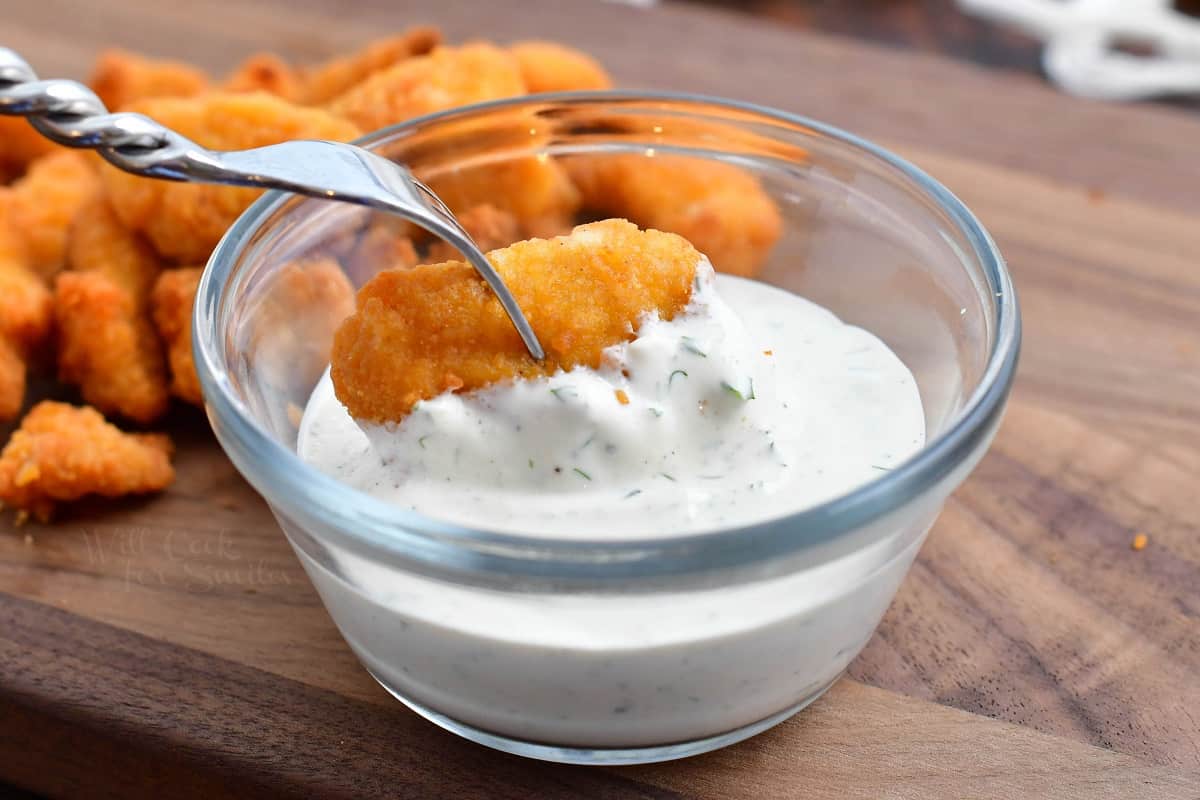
[252, 258, 357, 396]
[424, 203, 520, 263]
[328, 43, 526, 132]
[0, 266, 52, 422]
[0, 340, 24, 423]
[56, 273, 169, 424]
[101, 93, 361, 263]
[150, 267, 204, 405]
[509, 41, 612, 93]
[348, 223, 419, 283]
[425, 156, 580, 239]
[89, 49, 210, 110]
[224, 53, 304, 101]
[0, 117, 58, 184]
[56, 194, 168, 423]
[7, 151, 102, 279]
[300, 26, 441, 104]
[0, 258, 53, 357]
[332, 219, 698, 423]
[565, 154, 782, 277]
[0, 201, 52, 421]
[0, 401, 174, 522]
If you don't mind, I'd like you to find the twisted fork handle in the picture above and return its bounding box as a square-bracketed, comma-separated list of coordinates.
[0, 47, 545, 359]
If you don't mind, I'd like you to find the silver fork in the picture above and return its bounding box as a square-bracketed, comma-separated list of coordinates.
[0, 47, 544, 360]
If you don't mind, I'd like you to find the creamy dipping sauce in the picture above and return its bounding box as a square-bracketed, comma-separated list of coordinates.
[299, 260, 924, 537]
[292, 260, 932, 750]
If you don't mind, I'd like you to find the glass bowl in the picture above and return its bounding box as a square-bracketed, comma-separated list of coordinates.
[194, 92, 1020, 765]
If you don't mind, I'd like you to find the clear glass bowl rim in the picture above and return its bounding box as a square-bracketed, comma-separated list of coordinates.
[194, 90, 1021, 581]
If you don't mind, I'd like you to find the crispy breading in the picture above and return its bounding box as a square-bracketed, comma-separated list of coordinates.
[88, 48, 210, 110]
[328, 43, 526, 132]
[55, 273, 169, 424]
[7, 151, 102, 279]
[0, 339, 24, 422]
[252, 258, 357, 396]
[0, 200, 52, 422]
[100, 92, 361, 264]
[509, 41, 612, 93]
[565, 154, 782, 277]
[0, 257, 53, 353]
[56, 194, 168, 423]
[0, 264, 51, 422]
[0, 401, 173, 522]
[331, 219, 698, 423]
[66, 193, 161, 296]
[300, 27, 441, 104]
[224, 53, 304, 101]
[150, 267, 204, 406]
[425, 156, 580, 239]
[0, 117, 58, 184]
[424, 203, 520, 263]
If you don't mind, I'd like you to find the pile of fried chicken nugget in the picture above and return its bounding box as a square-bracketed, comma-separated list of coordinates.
[0, 27, 781, 523]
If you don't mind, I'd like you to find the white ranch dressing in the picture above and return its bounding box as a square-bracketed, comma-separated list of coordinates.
[299, 260, 925, 538]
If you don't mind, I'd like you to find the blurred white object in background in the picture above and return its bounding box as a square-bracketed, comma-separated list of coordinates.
[959, 0, 1200, 100]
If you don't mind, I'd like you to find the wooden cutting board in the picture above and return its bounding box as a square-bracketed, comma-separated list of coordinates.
[2, 1, 1199, 797]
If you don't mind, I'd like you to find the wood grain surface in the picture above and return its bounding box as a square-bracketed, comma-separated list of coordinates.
[2, 0, 1199, 797]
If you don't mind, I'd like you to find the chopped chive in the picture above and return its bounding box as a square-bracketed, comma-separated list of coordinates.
[579, 434, 595, 451]
[721, 378, 756, 401]
[681, 337, 707, 358]
[573, 468, 592, 481]
[668, 369, 688, 388]
[871, 465, 892, 471]
[550, 386, 576, 401]
[659, 472, 677, 482]
[624, 489, 643, 499]
[649, 407, 664, 418]
[418, 435, 430, 449]
[528, 458, 535, 469]
[694, 273, 703, 292]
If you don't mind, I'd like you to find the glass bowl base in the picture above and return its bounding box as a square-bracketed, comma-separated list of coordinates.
[366, 667, 842, 765]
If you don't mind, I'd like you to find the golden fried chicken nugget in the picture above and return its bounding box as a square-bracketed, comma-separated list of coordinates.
[67, 193, 161, 296]
[300, 26, 441, 104]
[0, 339, 24, 423]
[425, 156, 580, 239]
[252, 258, 357, 396]
[332, 219, 698, 423]
[0, 401, 174, 522]
[348, 222, 419, 282]
[0, 117, 58, 184]
[0, 256, 53, 354]
[565, 154, 782, 277]
[101, 93, 361, 264]
[7, 151, 101, 279]
[56, 195, 168, 423]
[224, 53, 304, 101]
[509, 41, 612, 93]
[0, 262, 52, 422]
[150, 267, 203, 405]
[89, 48, 210, 110]
[424, 203, 520, 263]
[56, 273, 168, 424]
[0, 201, 52, 421]
[328, 43, 526, 133]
